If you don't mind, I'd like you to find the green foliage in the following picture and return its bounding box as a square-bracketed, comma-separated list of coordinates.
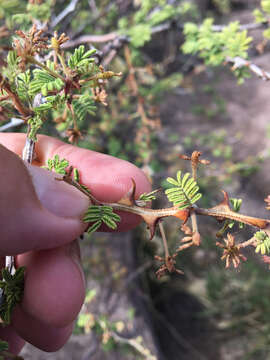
[0, 0, 25, 20]
[118, 0, 198, 48]
[77, 313, 94, 332]
[16, 70, 32, 103]
[262, 0, 270, 13]
[149, 4, 176, 26]
[0, 267, 25, 325]
[128, 24, 152, 48]
[205, 261, 270, 356]
[0, 341, 8, 353]
[228, 198, 244, 228]
[72, 167, 91, 194]
[140, 73, 183, 100]
[68, 45, 96, 70]
[165, 171, 202, 209]
[253, 8, 267, 23]
[253, 1, 270, 39]
[83, 206, 121, 234]
[43, 154, 69, 175]
[255, 231, 270, 255]
[216, 197, 244, 237]
[27, 114, 43, 141]
[139, 189, 158, 203]
[72, 94, 96, 123]
[182, 19, 252, 81]
[29, 69, 64, 97]
[26, 0, 52, 21]
[3, 50, 21, 83]
[107, 137, 122, 157]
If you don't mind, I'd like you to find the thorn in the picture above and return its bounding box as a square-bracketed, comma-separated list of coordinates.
[117, 178, 136, 206]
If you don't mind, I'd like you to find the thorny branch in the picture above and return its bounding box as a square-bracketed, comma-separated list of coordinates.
[59, 150, 270, 277]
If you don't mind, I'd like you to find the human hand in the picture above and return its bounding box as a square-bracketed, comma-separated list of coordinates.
[0, 133, 151, 355]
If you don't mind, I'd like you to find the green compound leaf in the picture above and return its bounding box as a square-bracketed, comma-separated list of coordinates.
[87, 220, 103, 234]
[228, 198, 244, 229]
[72, 94, 96, 123]
[27, 114, 43, 141]
[182, 18, 252, 77]
[138, 189, 159, 203]
[0, 340, 8, 352]
[165, 171, 202, 209]
[0, 267, 25, 325]
[68, 45, 96, 69]
[255, 231, 270, 255]
[262, 0, 270, 14]
[128, 24, 152, 47]
[253, 8, 267, 24]
[7, 50, 19, 67]
[83, 205, 121, 234]
[29, 69, 64, 97]
[16, 70, 33, 103]
[43, 154, 69, 175]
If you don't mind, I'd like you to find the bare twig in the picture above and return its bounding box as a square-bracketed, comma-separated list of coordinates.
[226, 56, 270, 81]
[62, 33, 118, 48]
[212, 22, 267, 32]
[110, 332, 157, 360]
[51, 0, 80, 28]
[159, 222, 169, 259]
[88, 0, 98, 16]
[62, 17, 265, 50]
[0, 118, 24, 132]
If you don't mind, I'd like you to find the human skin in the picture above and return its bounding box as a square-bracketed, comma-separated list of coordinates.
[0, 133, 151, 354]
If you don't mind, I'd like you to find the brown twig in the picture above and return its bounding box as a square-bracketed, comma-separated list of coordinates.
[0, 75, 32, 118]
[62, 33, 118, 48]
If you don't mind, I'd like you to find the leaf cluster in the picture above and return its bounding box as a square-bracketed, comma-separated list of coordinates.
[68, 45, 96, 71]
[255, 231, 270, 255]
[253, 0, 270, 38]
[72, 94, 96, 123]
[118, 0, 198, 48]
[29, 68, 64, 97]
[165, 171, 202, 209]
[43, 154, 69, 175]
[83, 206, 121, 234]
[139, 189, 159, 202]
[0, 28, 121, 142]
[0, 267, 25, 325]
[182, 19, 252, 81]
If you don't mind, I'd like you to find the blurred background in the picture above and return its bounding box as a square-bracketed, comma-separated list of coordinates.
[2, 0, 270, 359]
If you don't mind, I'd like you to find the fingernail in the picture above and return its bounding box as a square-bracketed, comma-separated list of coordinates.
[25, 163, 90, 218]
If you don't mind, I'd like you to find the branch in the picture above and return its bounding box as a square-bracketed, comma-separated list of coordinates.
[212, 22, 267, 32]
[226, 56, 270, 81]
[62, 33, 118, 48]
[51, 0, 80, 28]
[110, 332, 157, 360]
[62, 17, 265, 50]
[194, 191, 270, 229]
[0, 118, 24, 132]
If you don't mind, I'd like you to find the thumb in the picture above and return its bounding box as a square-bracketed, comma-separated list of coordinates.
[0, 144, 89, 255]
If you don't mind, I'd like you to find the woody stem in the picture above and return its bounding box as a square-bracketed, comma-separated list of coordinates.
[159, 222, 170, 259]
